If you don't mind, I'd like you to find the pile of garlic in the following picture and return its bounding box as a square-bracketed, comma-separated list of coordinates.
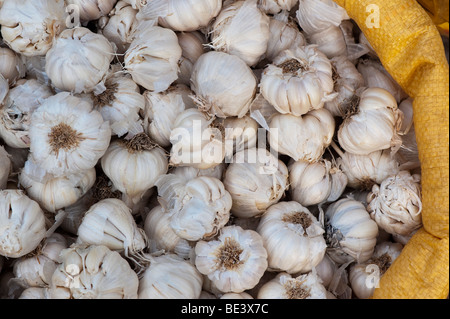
[0, 0, 423, 300]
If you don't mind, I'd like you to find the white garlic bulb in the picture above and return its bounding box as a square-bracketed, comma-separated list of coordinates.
[256, 201, 327, 274]
[29, 92, 111, 177]
[190, 51, 257, 118]
[195, 225, 268, 293]
[169, 108, 225, 169]
[296, 0, 349, 35]
[221, 115, 259, 158]
[268, 109, 335, 162]
[156, 174, 232, 241]
[0, 78, 53, 148]
[142, 84, 195, 147]
[349, 241, 403, 299]
[288, 159, 347, 207]
[45, 27, 115, 94]
[0, 146, 11, 190]
[124, 23, 182, 93]
[0, 47, 26, 86]
[0, 0, 67, 57]
[324, 55, 365, 117]
[258, 0, 299, 14]
[77, 198, 148, 260]
[0, 74, 7, 105]
[338, 87, 403, 155]
[367, 170, 422, 236]
[143, 205, 193, 259]
[176, 31, 208, 86]
[50, 244, 139, 299]
[308, 26, 347, 59]
[325, 197, 379, 264]
[260, 46, 336, 116]
[220, 292, 254, 299]
[257, 271, 327, 299]
[0, 190, 46, 258]
[171, 163, 226, 182]
[139, 253, 203, 299]
[65, 0, 117, 24]
[223, 148, 289, 218]
[19, 159, 96, 213]
[209, 0, 270, 67]
[19, 287, 51, 299]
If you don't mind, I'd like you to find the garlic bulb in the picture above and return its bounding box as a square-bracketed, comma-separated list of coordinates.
[314, 253, 352, 299]
[0, 78, 53, 148]
[172, 163, 226, 182]
[0, 74, 7, 105]
[223, 148, 289, 218]
[221, 115, 259, 158]
[156, 174, 232, 241]
[258, 0, 299, 14]
[143, 205, 193, 259]
[395, 98, 420, 169]
[45, 27, 115, 94]
[139, 253, 203, 299]
[268, 109, 335, 162]
[195, 225, 268, 293]
[0, 0, 67, 57]
[20, 55, 51, 86]
[260, 46, 336, 116]
[338, 87, 403, 155]
[324, 55, 365, 117]
[83, 71, 145, 137]
[209, 0, 270, 67]
[19, 159, 96, 213]
[296, 0, 349, 35]
[256, 201, 326, 274]
[65, 0, 117, 24]
[0, 146, 11, 190]
[77, 198, 149, 260]
[0, 189, 46, 258]
[19, 287, 51, 299]
[307, 26, 347, 59]
[257, 271, 327, 299]
[124, 23, 182, 93]
[29, 92, 111, 176]
[220, 292, 254, 299]
[325, 197, 379, 264]
[288, 159, 347, 207]
[0, 47, 26, 86]
[142, 84, 195, 147]
[169, 108, 225, 169]
[98, 1, 138, 54]
[50, 244, 139, 299]
[190, 51, 257, 118]
[367, 170, 422, 236]
[176, 31, 208, 86]
[349, 241, 403, 299]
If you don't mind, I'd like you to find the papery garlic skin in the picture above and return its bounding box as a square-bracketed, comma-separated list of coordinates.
[50, 244, 139, 299]
[220, 292, 254, 299]
[156, 174, 232, 241]
[20, 55, 51, 86]
[0, 47, 26, 86]
[222, 115, 259, 158]
[45, 27, 115, 94]
[296, 0, 349, 35]
[66, 0, 118, 24]
[176, 31, 207, 86]
[338, 87, 403, 155]
[395, 98, 420, 169]
[19, 287, 51, 299]
[257, 271, 327, 299]
[258, 0, 299, 14]
[19, 159, 96, 213]
[29, 92, 111, 177]
[124, 23, 182, 93]
[223, 148, 289, 218]
[0, 146, 11, 190]
[195, 225, 268, 293]
[256, 201, 326, 274]
[268, 109, 335, 162]
[209, 0, 270, 67]
[308, 26, 347, 59]
[260, 46, 335, 116]
[172, 164, 226, 183]
[0, 190, 46, 258]
[0, 0, 67, 57]
[139, 253, 203, 299]
[0, 79, 53, 148]
[367, 170, 422, 236]
[325, 198, 379, 264]
[190, 51, 257, 118]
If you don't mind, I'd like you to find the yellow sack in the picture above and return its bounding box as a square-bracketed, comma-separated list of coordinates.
[334, 0, 449, 299]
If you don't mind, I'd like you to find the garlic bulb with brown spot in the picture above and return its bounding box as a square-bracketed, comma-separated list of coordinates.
[0, 146, 11, 190]
[50, 244, 139, 299]
[28, 92, 111, 177]
[0, 78, 53, 148]
[45, 27, 115, 94]
[0, 0, 67, 57]
[257, 271, 327, 299]
[190, 51, 257, 118]
[223, 148, 289, 218]
[195, 225, 268, 293]
[256, 201, 327, 274]
[0, 190, 47, 258]
[0, 47, 26, 86]
[367, 170, 422, 236]
[176, 31, 208, 86]
[65, 0, 118, 24]
[156, 174, 232, 241]
[260, 46, 336, 116]
[257, 0, 299, 14]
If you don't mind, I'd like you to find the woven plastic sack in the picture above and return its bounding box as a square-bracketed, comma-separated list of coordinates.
[334, 0, 449, 299]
